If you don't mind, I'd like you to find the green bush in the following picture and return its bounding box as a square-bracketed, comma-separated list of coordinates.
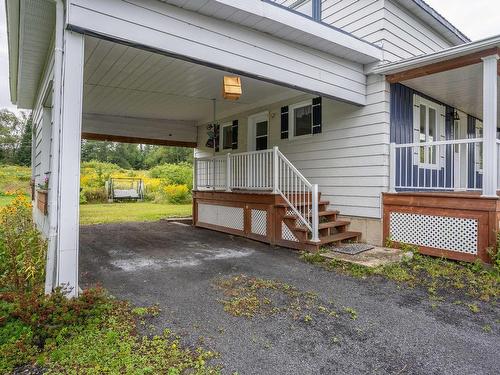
[163, 184, 191, 204]
[0, 195, 46, 296]
[81, 187, 108, 204]
[149, 163, 193, 189]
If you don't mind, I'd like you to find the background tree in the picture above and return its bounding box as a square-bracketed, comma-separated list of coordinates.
[15, 116, 33, 166]
[0, 109, 31, 164]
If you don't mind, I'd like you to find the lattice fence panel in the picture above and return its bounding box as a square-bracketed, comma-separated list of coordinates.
[389, 212, 478, 254]
[198, 203, 244, 231]
[251, 209, 267, 236]
[282, 221, 299, 242]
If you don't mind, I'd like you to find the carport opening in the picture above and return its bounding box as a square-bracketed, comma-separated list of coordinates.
[79, 34, 309, 226]
[79, 136, 195, 225]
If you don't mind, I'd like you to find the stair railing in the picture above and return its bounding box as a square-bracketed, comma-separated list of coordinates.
[194, 146, 320, 242]
[274, 147, 320, 243]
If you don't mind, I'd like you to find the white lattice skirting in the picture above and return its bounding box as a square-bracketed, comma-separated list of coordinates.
[282, 221, 299, 242]
[198, 203, 244, 231]
[389, 212, 478, 254]
[251, 209, 267, 236]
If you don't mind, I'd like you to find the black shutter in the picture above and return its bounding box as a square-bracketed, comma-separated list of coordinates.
[312, 97, 322, 134]
[231, 120, 238, 150]
[214, 124, 220, 152]
[281, 106, 289, 139]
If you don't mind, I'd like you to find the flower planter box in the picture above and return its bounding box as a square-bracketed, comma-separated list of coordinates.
[37, 189, 48, 215]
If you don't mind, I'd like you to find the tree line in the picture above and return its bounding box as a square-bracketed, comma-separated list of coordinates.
[0, 109, 193, 169]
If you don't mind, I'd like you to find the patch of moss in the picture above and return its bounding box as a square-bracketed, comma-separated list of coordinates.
[214, 275, 357, 324]
[301, 247, 500, 305]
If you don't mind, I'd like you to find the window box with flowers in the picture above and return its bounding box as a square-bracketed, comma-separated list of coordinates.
[36, 175, 49, 215]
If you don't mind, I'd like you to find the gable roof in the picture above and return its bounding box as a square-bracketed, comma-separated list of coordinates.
[395, 0, 470, 45]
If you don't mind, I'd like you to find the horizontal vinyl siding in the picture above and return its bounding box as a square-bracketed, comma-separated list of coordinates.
[197, 75, 390, 219]
[320, 0, 454, 62]
[68, 0, 367, 104]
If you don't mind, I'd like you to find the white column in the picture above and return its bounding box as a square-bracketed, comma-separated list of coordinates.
[55, 31, 85, 297]
[481, 54, 499, 197]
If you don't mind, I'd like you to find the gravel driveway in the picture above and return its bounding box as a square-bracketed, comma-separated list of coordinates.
[79, 221, 499, 375]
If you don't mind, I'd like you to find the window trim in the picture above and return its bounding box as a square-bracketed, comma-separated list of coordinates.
[475, 120, 483, 174]
[247, 111, 269, 151]
[414, 96, 443, 170]
[289, 99, 313, 139]
[220, 122, 233, 150]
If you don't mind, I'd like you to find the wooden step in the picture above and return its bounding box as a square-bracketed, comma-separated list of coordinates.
[319, 220, 350, 230]
[276, 200, 329, 208]
[307, 231, 361, 245]
[292, 220, 350, 233]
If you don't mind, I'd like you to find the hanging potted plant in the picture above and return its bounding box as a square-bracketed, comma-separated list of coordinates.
[36, 174, 49, 215]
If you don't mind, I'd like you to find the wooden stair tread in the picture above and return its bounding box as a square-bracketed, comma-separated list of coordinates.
[276, 201, 329, 208]
[291, 220, 350, 232]
[319, 220, 350, 229]
[308, 231, 361, 245]
[283, 210, 338, 221]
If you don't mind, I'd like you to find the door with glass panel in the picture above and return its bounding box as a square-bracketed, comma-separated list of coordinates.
[248, 112, 269, 151]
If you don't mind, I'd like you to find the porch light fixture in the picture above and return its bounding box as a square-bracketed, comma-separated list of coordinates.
[453, 110, 460, 121]
[223, 76, 242, 100]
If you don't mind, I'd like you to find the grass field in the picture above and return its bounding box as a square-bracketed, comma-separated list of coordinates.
[0, 195, 21, 207]
[79, 202, 192, 225]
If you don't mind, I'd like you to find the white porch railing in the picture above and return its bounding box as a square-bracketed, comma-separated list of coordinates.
[389, 138, 484, 192]
[497, 140, 500, 190]
[194, 147, 319, 242]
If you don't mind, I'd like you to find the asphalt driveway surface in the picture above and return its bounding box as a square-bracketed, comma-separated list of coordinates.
[79, 221, 499, 375]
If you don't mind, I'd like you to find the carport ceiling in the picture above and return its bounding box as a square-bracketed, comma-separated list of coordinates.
[401, 63, 500, 122]
[83, 36, 304, 123]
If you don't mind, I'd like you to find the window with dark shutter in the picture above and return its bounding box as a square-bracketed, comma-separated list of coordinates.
[312, 97, 322, 134]
[231, 120, 238, 149]
[281, 106, 289, 139]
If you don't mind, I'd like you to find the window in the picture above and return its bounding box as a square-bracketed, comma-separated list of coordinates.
[415, 97, 442, 168]
[290, 101, 313, 137]
[475, 120, 483, 172]
[221, 123, 232, 150]
[255, 120, 268, 151]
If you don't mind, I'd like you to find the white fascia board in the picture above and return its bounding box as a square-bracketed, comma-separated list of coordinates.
[67, 0, 368, 105]
[211, 0, 383, 64]
[372, 34, 500, 76]
[5, 0, 20, 105]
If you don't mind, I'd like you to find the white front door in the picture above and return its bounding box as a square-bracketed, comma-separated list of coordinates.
[247, 112, 269, 151]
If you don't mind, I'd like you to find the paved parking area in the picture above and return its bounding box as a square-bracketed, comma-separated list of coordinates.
[80, 221, 499, 375]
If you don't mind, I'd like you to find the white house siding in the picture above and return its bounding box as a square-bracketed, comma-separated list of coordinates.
[197, 74, 390, 225]
[321, 0, 454, 62]
[67, 0, 368, 105]
[31, 54, 55, 237]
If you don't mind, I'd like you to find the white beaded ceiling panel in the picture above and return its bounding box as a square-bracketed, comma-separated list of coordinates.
[251, 209, 267, 236]
[198, 203, 244, 231]
[390, 212, 478, 254]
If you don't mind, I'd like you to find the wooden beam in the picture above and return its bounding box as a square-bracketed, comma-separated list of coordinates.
[387, 47, 500, 83]
[82, 132, 197, 148]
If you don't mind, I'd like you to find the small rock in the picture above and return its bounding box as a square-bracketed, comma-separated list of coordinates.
[402, 251, 414, 261]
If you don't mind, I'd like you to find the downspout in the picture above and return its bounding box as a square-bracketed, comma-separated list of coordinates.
[44, 0, 64, 294]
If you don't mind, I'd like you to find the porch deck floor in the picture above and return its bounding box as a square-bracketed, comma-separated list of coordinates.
[79, 221, 499, 375]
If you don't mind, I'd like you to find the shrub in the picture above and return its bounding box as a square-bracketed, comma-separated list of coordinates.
[0, 195, 46, 297]
[81, 187, 108, 204]
[149, 163, 193, 189]
[162, 184, 191, 204]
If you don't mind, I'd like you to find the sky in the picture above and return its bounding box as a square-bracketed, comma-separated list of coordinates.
[0, 0, 499, 112]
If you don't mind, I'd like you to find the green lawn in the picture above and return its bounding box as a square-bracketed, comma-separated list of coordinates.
[79, 202, 192, 225]
[0, 195, 20, 207]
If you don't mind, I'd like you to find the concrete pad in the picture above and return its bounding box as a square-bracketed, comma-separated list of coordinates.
[320, 246, 403, 267]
